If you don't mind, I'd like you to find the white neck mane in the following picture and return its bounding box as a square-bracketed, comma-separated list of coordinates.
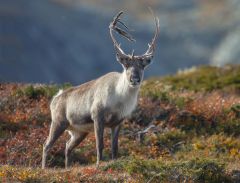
[116, 70, 139, 97]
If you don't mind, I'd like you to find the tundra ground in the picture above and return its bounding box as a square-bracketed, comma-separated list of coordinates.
[0, 65, 240, 182]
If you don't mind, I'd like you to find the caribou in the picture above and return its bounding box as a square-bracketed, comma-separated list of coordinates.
[42, 11, 159, 169]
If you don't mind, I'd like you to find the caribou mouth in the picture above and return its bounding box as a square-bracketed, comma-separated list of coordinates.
[129, 82, 140, 87]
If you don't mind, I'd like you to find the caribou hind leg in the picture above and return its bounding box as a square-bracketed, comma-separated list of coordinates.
[42, 120, 68, 169]
[65, 131, 88, 168]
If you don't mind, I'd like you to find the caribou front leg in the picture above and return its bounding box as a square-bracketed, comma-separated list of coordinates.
[111, 125, 121, 159]
[92, 110, 105, 167]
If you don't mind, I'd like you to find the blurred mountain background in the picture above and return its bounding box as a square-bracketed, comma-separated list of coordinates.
[0, 0, 239, 84]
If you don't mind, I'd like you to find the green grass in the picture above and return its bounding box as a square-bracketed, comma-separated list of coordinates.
[14, 83, 72, 99]
[141, 65, 240, 98]
[103, 157, 231, 183]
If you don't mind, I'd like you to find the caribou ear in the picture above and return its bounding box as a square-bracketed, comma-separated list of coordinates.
[116, 54, 130, 67]
[116, 54, 123, 64]
[142, 57, 153, 67]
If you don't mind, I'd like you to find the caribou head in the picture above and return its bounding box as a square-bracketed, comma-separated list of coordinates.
[109, 11, 160, 87]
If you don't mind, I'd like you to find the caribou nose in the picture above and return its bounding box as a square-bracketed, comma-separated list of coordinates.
[130, 75, 140, 84]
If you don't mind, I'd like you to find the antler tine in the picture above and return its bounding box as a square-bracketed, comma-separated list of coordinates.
[114, 26, 135, 42]
[109, 11, 127, 57]
[112, 11, 123, 27]
[143, 9, 160, 57]
[111, 11, 135, 41]
[109, 11, 136, 58]
[111, 12, 129, 30]
[117, 20, 130, 30]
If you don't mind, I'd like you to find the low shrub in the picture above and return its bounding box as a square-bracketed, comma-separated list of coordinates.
[217, 119, 240, 136]
[141, 65, 240, 96]
[231, 104, 240, 118]
[0, 165, 41, 183]
[14, 83, 72, 99]
[144, 129, 187, 154]
[103, 157, 231, 182]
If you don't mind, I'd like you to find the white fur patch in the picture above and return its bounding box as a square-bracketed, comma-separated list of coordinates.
[114, 71, 139, 118]
[55, 89, 63, 97]
[51, 89, 63, 106]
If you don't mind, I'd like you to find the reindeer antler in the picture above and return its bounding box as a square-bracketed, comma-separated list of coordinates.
[109, 10, 159, 59]
[110, 12, 135, 42]
[109, 11, 135, 58]
[140, 9, 160, 59]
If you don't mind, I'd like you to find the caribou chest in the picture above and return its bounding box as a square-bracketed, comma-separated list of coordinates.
[109, 86, 138, 119]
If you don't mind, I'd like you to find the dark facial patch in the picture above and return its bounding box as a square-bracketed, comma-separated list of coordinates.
[116, 55, 153, 86]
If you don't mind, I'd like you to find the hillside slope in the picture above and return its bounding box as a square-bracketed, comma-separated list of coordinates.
[0, 65, 240, 182]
